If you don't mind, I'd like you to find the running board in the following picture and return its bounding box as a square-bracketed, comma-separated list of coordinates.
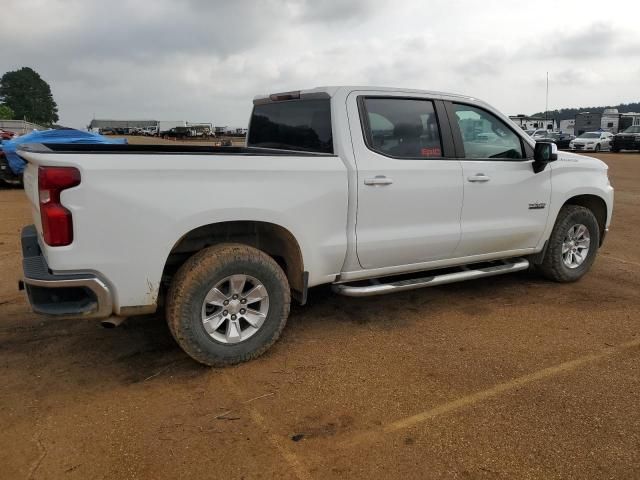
[332, 258, 530, 297]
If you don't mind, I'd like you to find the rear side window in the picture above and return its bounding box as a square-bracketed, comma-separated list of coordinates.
[361, 97, 443, 159]
[247, 99, 333, 153]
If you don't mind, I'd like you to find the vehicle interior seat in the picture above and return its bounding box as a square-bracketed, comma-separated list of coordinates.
[389, 122, 423, 157]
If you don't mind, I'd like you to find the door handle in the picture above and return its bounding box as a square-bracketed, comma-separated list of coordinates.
[364, 176, 394, 186]
[467, 174, 490, 183]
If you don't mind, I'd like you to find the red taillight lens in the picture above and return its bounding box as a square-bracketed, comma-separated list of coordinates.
[38, 167, 81, 246]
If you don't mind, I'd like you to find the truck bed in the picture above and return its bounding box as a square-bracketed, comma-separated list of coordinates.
[19, 144, 349, 313]
[19, 143, 336, 156]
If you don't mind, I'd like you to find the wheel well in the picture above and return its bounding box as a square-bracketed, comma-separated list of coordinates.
[162, 221, 305, 296]
[563, 194, 607, 244]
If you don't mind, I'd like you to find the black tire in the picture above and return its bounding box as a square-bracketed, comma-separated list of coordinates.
[595, 144, 601, 152]
[166, 243, 290, 366]
[538, 205, 600, 282]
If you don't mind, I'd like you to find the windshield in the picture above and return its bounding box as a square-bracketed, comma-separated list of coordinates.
[578, 133, 600, 139]
[623, 126, 640, 134]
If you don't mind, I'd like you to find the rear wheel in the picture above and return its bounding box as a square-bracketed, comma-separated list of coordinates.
[166, 244, 290, 366]
[538, 205, 600, 282]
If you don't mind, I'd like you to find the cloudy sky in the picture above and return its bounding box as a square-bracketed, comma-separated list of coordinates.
[2, 0, 639, 128]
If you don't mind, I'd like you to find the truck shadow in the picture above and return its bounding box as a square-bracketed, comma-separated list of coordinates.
[2, 268, 612, 395]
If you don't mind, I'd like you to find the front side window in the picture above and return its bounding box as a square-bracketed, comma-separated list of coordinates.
[452, 104, 524, 159]
[361, 98, 443, 159]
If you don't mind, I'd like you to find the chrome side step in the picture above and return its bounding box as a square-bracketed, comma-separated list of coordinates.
[332, 258, 530, 297]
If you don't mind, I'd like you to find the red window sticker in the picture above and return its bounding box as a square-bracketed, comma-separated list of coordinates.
[421, 147, 442, 157]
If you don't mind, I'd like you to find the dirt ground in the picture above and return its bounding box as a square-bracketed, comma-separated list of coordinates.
[114, 134, 246, 146]
[1, 152, 638, 480]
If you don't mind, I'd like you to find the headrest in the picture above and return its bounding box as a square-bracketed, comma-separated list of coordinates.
[393, 122, 422, 140]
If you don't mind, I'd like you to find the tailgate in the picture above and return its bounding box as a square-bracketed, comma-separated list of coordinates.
[21, 160, 43, 236]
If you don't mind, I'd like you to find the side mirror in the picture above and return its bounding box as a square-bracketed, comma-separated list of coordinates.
[533, 141, 558, 173]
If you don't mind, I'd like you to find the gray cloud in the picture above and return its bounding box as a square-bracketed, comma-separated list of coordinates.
[552, 68, 602, 86]
[523, 22, 623, 59]
[1, 1, 639, 127]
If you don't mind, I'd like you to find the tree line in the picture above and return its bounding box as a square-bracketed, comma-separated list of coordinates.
[0, 67, 59, 125]
[532, 102, 640, 121]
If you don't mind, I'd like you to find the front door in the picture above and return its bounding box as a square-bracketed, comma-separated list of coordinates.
[348, 92, 464, 270]
[446, 102, 551, 257]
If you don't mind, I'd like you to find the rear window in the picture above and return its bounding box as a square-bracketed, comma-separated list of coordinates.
[247, 99, 333, 153]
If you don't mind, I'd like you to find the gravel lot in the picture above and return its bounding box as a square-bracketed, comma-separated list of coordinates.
[1, 152, 638, 479]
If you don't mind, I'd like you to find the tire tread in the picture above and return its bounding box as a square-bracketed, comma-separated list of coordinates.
[538, 205, 599, 282]
[166, 243, 290, 366]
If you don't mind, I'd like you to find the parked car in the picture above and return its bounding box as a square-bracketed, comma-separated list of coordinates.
[17, 86, 613, 366]
[161, 126, 193, 139]
[0, 129, 16, 141]
[611, 125, 640, 152]
[531, 129, 551, 139]
[536, 132, 574, 149]
[142, 126, 159, 136]
[569, 131, 613, 152]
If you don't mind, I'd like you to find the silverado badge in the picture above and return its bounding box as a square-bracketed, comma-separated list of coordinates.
[528, 202, 547, 210]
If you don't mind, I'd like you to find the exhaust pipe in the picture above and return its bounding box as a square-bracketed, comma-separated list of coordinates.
[101, 316, 127, 328]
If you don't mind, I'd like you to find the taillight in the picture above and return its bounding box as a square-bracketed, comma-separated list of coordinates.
[38, 166, 81, 246]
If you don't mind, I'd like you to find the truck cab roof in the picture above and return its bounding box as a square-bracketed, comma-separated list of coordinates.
[253, 86, 480, 104]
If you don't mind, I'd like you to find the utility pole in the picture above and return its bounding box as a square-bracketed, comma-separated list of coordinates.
[545, 72, 549, 125]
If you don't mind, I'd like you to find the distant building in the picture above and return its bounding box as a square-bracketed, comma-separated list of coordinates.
[559, 119, 575, 135]
[509, 115, 556, 131]
[88, 119, 158, 132]
[620, 112, 640, 130]
[229, 127, 248, 136]
[601, 109, 621, 133]
[574, 112, 602, 136]
[574, 110, 640, 135]
[0, 119, 46, 135]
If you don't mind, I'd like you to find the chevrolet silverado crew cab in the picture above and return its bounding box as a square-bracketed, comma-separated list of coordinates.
[18, 86, 614, 366]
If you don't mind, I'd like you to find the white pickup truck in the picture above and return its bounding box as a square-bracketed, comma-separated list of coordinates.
[18, 86, 614, 366]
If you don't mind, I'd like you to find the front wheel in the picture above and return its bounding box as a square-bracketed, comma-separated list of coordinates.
[166, 244, 290, 366]
[538, 205, 600, 282]
[595, 144, 601, 152]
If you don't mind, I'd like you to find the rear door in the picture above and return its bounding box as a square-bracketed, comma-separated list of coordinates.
[347, 91, 464, 269]
[445, 101, 551, 257]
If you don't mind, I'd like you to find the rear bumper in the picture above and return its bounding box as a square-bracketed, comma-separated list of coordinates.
[20, 225, 113, 319]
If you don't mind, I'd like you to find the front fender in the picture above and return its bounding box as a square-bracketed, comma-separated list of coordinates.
[537, 161, 613, 249]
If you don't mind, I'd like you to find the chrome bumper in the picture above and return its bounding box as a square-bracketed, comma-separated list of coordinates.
[20, 225, 113, 319]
